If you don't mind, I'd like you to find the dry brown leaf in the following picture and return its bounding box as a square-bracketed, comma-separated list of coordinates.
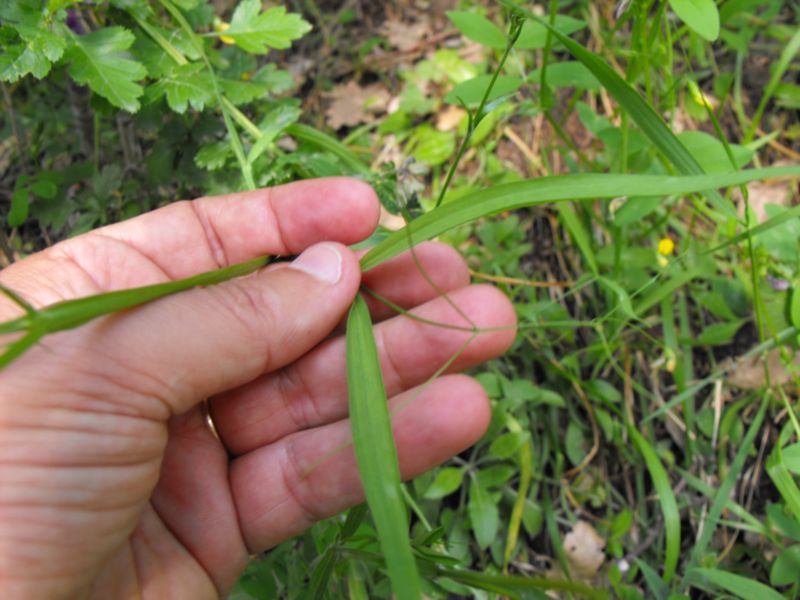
[436, 105, 465, 131]
[563, 521, 606, 579]
[737, 177, 795, 222]
[726, 348, 800, 389]
[324, 81, 390, 130]
[380, 19, 431, 52]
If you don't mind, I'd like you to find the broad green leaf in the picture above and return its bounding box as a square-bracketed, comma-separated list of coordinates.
[530, 61, 600, 90]
[219, 0, 311, 54]
[516, 15, 586, 49]
[66, 27, 147, 112]
[424, 467, 465, 499]
[7, 188, 29, 228]
[29, 180, 58, 200]
[468, 477, 499, 549]
[784, 443, 800, 475]
[689, 568, 783, 600]
[691, 320, 745, 346]
[668, 0, 720, 41]
[407, 125, 456, 167]
[445, 74, 523, 106]
[677, 131, 754, 173]
[489, 431, 527, 459]
[771, 544, 800, 586]
[629, 427, 679, 582]
[565, 421, 587, 466]
[345, 295, 421, 600]
[360, 167, 800, 271]
[446, 11, 506, 48]
[767, 442, 800, 523]
[790, 287, 800, 331]
[147, 62, 213, 113]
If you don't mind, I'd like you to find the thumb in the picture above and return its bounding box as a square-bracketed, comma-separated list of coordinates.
[10, 242, 361, 417]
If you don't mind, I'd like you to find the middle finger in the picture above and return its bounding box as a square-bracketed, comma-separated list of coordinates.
[209, 284, 516, 456]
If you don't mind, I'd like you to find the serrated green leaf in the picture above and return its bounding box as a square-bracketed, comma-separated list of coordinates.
[220, 0, 311, 54]
[446, 11, 506, 48]
[0, 4, 66, 82]
[218, 77, 271, 105]
[668, 0, 720, 41]
[195, 142, 232, 171]
[147, 62, 213, 113]
[67, 27, 147, 112]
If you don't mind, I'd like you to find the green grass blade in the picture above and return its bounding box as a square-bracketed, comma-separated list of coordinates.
[286, 123, 370, 175]
[0, 256, 269, 369]
[685, 393, 770, 574]
[745, 29, 800, 143]
[498, 0, 738, 219]
[767, 442, 800, 524]
[360, 167, 800, 271]
[628, 426, 680, 583]
[688, 568, 784, 600]
[38, 256, 269, 333]
[345, 295, 421, 600]
[438, 568, 611, 600]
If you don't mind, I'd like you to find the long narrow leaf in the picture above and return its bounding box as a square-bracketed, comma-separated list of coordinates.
[360, 167, 800, 271]
[628, 426, 680, 582]
[345, 295, 421, 600]
[688, 568, 784, 600]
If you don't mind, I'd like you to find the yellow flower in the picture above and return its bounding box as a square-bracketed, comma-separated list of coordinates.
[657, 237, 675, 257]
[214, 20, 236, 45]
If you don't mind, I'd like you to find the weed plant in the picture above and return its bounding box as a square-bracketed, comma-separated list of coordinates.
[2, 0, 800, 598]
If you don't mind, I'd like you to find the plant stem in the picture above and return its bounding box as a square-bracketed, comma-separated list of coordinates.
[434, 15, 523, 209]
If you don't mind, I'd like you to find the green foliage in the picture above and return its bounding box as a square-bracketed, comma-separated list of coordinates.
[3, 0, 800, 598]
[216, 1, 311, 53]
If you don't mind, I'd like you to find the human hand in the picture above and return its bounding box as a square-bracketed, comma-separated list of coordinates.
[0, 177, 516, 598]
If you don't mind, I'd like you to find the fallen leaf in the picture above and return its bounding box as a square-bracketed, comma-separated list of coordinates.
[736, 172, 795, 223]
[324, 80, 390, 129]
[436, 104, 465, 131]
[726, 348, 800, 389]
[380, 19, 431, 52]
[563, 520, 606, 579]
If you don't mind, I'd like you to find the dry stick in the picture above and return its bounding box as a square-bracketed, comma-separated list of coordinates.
[469, 269, 573, 288]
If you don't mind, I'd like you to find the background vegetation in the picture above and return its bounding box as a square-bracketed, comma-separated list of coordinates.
[2, 0, 800, 598]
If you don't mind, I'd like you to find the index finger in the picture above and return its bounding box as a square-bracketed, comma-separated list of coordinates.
[98, 177, 380, 279]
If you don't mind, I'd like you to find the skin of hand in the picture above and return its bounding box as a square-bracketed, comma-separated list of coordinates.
[0, 177, 516, 599]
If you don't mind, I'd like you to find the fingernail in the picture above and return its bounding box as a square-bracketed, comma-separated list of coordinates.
[288, 243, 342, 284]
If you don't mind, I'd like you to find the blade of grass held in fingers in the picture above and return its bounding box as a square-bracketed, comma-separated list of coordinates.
[360, 167, 800, 271]
[0, 256, 269, 369]
[345, 295, 422, 600]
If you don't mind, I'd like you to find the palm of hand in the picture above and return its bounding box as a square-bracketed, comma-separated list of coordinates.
[0, 179, 515, 598]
